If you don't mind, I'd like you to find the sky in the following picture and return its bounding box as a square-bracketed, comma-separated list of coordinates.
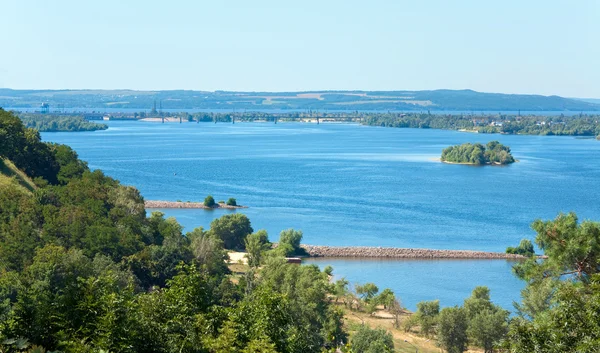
[1, 0, 599, 97]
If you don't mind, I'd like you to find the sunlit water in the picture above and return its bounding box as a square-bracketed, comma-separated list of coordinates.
[42, 121, 600, 310]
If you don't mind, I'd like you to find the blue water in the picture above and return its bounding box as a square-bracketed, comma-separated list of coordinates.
[41, 121, 600, 310]
[304, 258, 524, 311]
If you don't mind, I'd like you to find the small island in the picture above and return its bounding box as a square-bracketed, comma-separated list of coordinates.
[441, 141, 515, 165]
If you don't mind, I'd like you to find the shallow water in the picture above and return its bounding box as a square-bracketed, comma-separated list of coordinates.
[41, 121, 600, 310]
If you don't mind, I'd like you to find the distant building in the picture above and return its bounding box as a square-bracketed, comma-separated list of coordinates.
[41, 103, 50, 114]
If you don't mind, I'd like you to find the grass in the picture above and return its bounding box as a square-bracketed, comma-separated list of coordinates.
[341, 305, 443, 353]
[0, 158, 36, 193]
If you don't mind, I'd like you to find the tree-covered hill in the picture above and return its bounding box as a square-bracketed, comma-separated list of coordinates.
[0, 109, 346, 352]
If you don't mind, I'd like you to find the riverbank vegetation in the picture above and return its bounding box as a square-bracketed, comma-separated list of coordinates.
[441, 141, 515, 165]
[362, 112, 600, 137]
[153, 110, 600, 138]
[0, 110, 345, 352]
[17, 113, 108, 132]
[2, 109, 600, 352]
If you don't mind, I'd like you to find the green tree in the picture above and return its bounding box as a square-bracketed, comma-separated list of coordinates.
[204, 195, 216, 207]
[506, 239, 535, 257]
[437, 306, 469, 353]
[468, 309, 508, 353]
[275, 228, 304, 257]
[350, 325, 394, 353]
[508, 275, 600, 352]
[187, 227, 230, 275]
[507, 213, 600, 352]
[415, 300, 439, 337]
[209, 213, 253, 250]
[356, 283, 379, 303]
[245, 230, 271, 267]
[226, 197, 237, 206]
[462, 287, 508, 352]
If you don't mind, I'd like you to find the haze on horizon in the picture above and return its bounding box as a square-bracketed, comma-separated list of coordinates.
[1, 0, 598, 98]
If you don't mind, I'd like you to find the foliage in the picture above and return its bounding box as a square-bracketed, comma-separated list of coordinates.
[437, 306, 469, 353]
[208, 213, 254, 250]
[463, 287, 508, 353]
[355, 283, 379, 303]
[507, 275, 600, 352]
[441, 141, 514, 165]
[204, 194, 216, 207]
[512, 212, 600, 290]
[415, 300, 440, 337]
[18, 114, 107, 132]
[362, 112, 600, 137]
[245, 230, 271, 267]
[349, 325, 394, 353]
[507, 213, 600, 351]
[275, 229, 305, 257]
[226, 197, 237, 206]
[0, 113, 345, 353]
[506, 239, 535, 257]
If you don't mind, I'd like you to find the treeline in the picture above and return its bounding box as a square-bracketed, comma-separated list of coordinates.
[441, 141, 515, 165]
[362, 113, 600, 137]
[18, 113, 108, 132]
[0, 110, 346, 353]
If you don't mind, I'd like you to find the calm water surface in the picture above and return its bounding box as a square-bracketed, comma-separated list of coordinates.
[42, 121, 600, 310]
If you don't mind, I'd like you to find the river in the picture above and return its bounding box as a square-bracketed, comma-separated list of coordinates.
[41, 121, 600, 310]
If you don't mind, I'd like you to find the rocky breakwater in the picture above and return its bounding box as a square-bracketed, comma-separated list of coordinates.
[145, 200, 248, 209]
[301, 245, 525, 259]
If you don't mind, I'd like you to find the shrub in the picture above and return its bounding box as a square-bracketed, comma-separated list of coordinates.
[506, 239, 535, 257]
[204, 195, 216, 207]
[226, 198, 237, 206]
[350, 325, 394, 353]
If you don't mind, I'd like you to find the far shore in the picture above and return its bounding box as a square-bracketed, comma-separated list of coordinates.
[145, 200, 247, 209]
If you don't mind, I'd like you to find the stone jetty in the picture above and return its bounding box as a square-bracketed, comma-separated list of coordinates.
[301, 245, 525, 259]
[144, 200, 247, 209]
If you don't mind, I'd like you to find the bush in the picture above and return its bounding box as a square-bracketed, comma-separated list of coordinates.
[208, 213, 253, 250]
[226, 198, 237, 206]
[506, 239, 535, 257]
[276, 229, 305, 257]
[350, 325, 394, 353]
[204, 195, 216, 207]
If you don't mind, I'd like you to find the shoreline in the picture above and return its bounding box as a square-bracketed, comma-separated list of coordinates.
[144, 200, 247, 209]
[440, 160, 516, 166]
[301, 245, 526, 260]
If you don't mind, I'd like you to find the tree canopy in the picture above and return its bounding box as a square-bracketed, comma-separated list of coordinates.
[0, 111, 344, 353]
[441, 141, 515, 165]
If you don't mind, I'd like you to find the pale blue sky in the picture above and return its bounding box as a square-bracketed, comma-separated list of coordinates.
[1, 0, 598, 97]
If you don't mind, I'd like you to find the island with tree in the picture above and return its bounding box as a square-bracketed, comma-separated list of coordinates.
[441, 141, 515, 165]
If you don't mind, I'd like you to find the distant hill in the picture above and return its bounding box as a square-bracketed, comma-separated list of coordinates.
[575, 98, 600, 105]
[1, 88, 599, 112]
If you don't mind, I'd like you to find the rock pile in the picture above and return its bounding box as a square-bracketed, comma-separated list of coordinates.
[301, 245, 524, 259]
[144, 200, 247, 209]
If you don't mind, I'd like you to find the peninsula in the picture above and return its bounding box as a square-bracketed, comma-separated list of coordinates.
[441, 141, 515, 165]
[144, 200, 247, 209]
